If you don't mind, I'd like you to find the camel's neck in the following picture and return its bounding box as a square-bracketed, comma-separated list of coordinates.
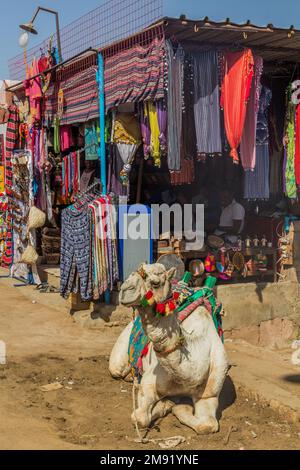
[136, 305, 183, 363]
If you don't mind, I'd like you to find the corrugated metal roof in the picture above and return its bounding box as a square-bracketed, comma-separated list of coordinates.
[160, 16, 300, 63]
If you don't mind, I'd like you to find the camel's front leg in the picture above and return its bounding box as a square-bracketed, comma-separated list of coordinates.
[172, 404, 200, 433]
[132, 380, 158, 429]
[109, 321, 133, 379]
[193, 342, 229, 434]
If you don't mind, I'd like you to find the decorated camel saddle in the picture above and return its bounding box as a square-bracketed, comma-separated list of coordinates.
[128, 269, 224, 380]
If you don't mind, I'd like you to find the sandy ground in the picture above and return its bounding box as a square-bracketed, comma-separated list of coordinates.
[0, 270, 300, 450]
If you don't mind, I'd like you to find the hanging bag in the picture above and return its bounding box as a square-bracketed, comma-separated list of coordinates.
[28, 206, 46, 230]
[20, 243, 39, 265]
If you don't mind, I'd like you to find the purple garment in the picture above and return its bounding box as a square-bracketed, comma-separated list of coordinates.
[140, 104, 151, 157]
[156, 100, 167, 152]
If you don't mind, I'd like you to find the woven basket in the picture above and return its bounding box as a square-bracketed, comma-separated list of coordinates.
[28, 206, 46, 230]
[42, 227, 60, 237]
[45, 253, 60, 265]
[41, 235, 61, 251]
[20, 244, 39, 265]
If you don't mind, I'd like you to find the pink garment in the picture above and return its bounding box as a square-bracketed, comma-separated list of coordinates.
[60, 125, 72, 151]
[24, 58, 42, 121]
[240, 56, 263, 170]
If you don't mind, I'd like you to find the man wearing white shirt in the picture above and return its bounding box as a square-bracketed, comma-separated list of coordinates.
[214, 189, 245, 243]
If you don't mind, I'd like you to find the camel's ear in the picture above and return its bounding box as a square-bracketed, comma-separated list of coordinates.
[167, 267, 176, 280]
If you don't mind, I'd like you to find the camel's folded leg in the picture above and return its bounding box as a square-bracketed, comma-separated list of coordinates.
[151, 399, 174, 422]
[172, 404, 206, 434]
[193, 342, 229, 434]
[109, 321, 133, 379]
[132, 382, 158, 429]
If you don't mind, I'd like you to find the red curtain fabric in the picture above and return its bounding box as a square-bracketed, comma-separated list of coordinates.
[221, 49, 254, 164]
[295, 104, 300, 186]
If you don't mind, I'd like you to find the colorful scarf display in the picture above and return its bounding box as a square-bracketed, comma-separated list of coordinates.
[89, 196, 119, 299]
[221, 49, 254, 163]
[62, 152, 81, 198]
[284, 89, 297, 199]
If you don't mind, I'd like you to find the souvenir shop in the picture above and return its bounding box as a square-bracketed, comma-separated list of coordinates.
[1, 18, 300, 302]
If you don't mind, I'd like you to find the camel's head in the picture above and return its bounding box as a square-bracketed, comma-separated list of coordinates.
[119, 263, 176, 307]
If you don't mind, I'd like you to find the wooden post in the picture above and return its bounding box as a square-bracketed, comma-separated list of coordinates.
[136, 156, 144, 204]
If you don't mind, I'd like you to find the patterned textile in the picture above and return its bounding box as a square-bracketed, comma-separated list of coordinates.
[60, 205, 92, 301]
[89, 196, 119, 299]
[244, 87, 272, 200]
[104, 37, 166, 111]
[1, 105, 19, 268]
[128, 315, 149, 378]
[166, 40, 184, 171]
[45, 66, 99, 125]
[193, 50, 222, 156]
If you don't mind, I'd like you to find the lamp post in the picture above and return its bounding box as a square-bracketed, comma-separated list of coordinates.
[19, 6, 62, 63]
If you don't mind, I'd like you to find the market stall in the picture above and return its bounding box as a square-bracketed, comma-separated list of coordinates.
[2, 17, 300, 302]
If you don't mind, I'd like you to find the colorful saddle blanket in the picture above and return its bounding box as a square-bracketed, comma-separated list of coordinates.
[128, 278, 223, 379]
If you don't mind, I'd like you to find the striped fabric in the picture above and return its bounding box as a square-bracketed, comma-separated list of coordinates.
[104, 37, 166, 111]
[193, 50, 222, 156]
[1, 105, 19, 268]
[45, 67, 99, 125]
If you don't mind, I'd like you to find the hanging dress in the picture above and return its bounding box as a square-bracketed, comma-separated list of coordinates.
[220, 49, 254, 164]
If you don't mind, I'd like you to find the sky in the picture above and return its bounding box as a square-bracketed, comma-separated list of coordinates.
[1, 0, 300, 78]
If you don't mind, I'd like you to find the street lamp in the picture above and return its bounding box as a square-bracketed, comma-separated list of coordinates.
[19, 6, 62, 63]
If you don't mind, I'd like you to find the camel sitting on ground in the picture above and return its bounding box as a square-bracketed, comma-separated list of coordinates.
[109, 263, 229, 434]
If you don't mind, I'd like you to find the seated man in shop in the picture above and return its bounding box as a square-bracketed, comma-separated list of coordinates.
[214, 189, 245, 243]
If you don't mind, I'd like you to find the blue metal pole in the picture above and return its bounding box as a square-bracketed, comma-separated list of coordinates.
[97, 51, 110, 305]
[97, 52, 107, 194]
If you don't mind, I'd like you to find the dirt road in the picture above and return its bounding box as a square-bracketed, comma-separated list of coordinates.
[0, 271, 299, 450]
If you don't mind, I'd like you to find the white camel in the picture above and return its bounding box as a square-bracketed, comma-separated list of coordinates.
[109, 263, 229, 434]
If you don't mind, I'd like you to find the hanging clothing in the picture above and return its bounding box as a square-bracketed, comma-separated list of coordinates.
[24, 58, 43, 122]
[182, 54, 197, 160]
[244, 145, 270, 200]
[156, 100, 167, 154]
[285, 121, 297, 199]
[139, 104, 151, 158]
[220, 49, 254, 163]
[85, 122, 99, 160]
[166, 40, 185, 171]
[144, 102, 160, 167]
[113, 113, 141, 145]
[107, 144, 129, 196]
[60, 204, 92, 301]
[60, 126, 73, 151]
[193, 50, 222, 156]
[295, 104, 300, 186]
[240, 56, 263, 170]
[1, 105, 19, 268]
[89, 196, 119, 299]
[244, 86, 272, 200]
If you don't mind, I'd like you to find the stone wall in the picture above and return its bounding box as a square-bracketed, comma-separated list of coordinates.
[218, 281, 300, 349]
